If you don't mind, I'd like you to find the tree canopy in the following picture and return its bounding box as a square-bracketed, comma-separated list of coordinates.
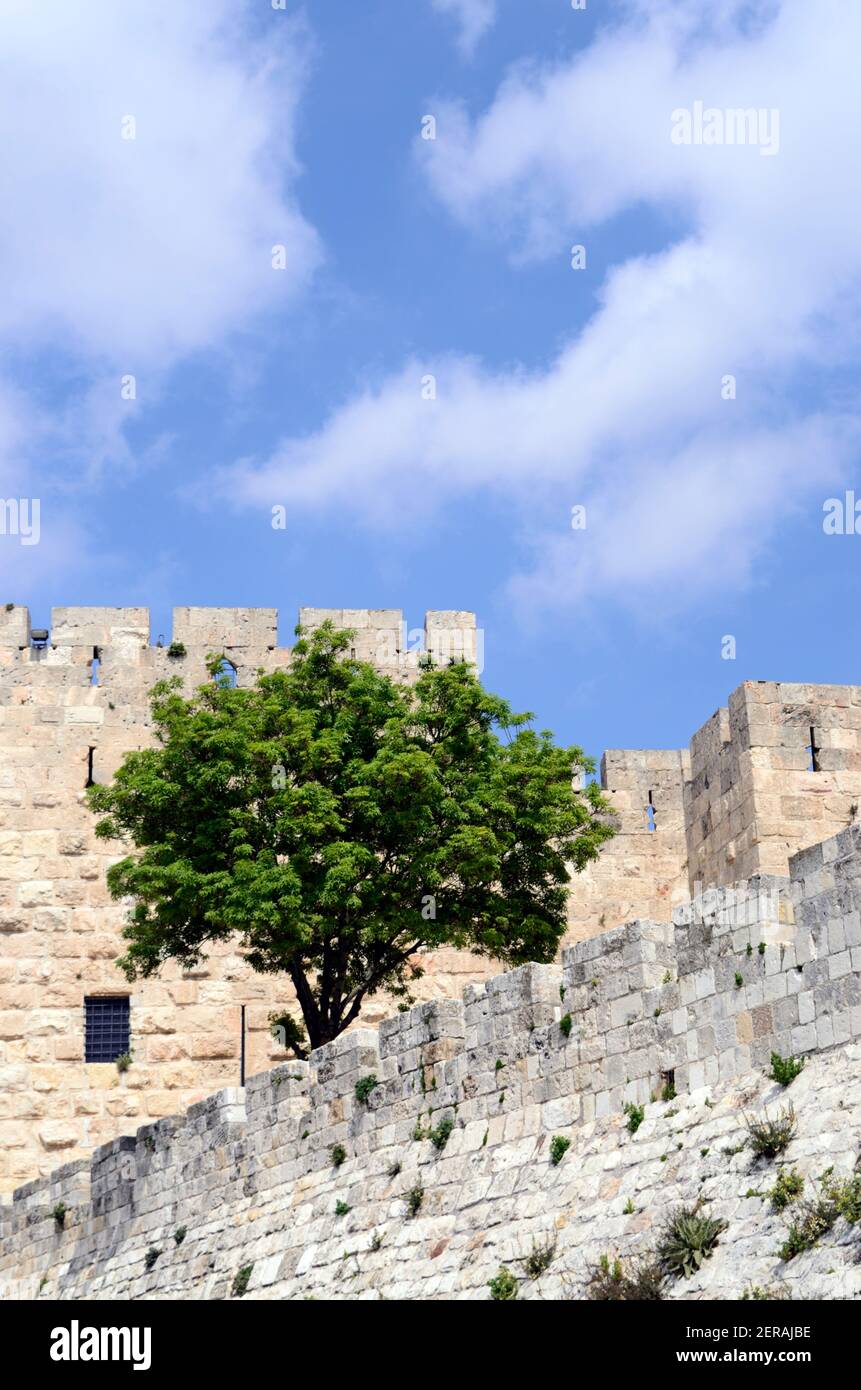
[88, 623, 614, 1052]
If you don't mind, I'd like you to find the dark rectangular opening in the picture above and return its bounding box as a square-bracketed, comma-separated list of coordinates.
[85, 996, 130, 1063]
[808, 726, 822, 773]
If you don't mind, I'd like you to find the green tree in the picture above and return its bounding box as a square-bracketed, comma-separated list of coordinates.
[88, 623, 614, 1053]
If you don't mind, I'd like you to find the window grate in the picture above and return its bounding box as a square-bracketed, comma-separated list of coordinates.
[85, 996, 130, 1063]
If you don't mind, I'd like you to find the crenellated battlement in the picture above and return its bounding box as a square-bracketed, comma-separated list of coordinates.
[2, 822, 860, 1301]
[0, 604, 481, 678]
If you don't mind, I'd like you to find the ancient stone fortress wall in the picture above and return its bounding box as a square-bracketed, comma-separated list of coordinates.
[0, 604, 483, 1196]
[3, 824, 860, 1301]
[569, 681, 861, 946]
[4, 597, 861, 1201]
[565, 748, 690, 945]
[685, 681, 861, 888]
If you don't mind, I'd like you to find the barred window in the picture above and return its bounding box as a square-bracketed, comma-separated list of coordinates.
[85, 996, 130, 1063]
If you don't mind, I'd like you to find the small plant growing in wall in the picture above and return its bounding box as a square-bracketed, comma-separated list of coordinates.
[734, 972, 743, 989]
[355, 1074, 379, 1105]
[777, 1193, 837, 1262]
[778, 1167, 861, 1260]
[550, 1135, 570, 1166]
[406, 1184, 424, 1218]
[523, 1238, 556, 1280]
[232, 1264, 254, 1297]
[746, 1105, 796, 1160]
[661, 1079, 676, 1103]
[488, 1267, 518, 1301]
[587, 1252, 664, 1301]
[115, 1051, 132, 1074]
[624, 1102, 645, 1134]
[429, 1115, 454, 1152]
[657, 1202, 726, 1279]
[370, 1231, 383, 1252]
[559, 1012, 572, 1039]
[768, 1169, 804, 1212]
[331, 1144, 347, 1168]
[173, 1226, 187, 1246]
[52, 1202, 67, 1230]
[144, 1248, 161, 1272]
[335, 1199, 351, 1217]
[768, 1052, 805, 1088]
[167, 641, 187, 659]
[741, 1282, 792, 1301]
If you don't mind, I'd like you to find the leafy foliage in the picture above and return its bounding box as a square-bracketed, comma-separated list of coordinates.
[657, 1203, 726, 1279]
[768, 1052, 806, 1087]
[623, 1102, 645, 1134]
[429, 1115, 455, 1151]
[488, 1267, 518, 1300]
[354, 1074, 379, 1105]
[746, 1105, 796, 1159]
[780, 1168, 861, 1257]
[269, 1012, 308, 1059]
[777, 1193, 837, 1261]
[550, 1135, 570, 1166]
[89, 623, 613, 1050]
[768, 1169, 804, 1211]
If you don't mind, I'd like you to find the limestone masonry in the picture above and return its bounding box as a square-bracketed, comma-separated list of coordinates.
[3, 823, 861, 1301]
[1, 599, 860, 1196]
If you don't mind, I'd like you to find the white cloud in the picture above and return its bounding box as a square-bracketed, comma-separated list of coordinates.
[224, 0, 861, 618]
[431, 0, 497, 57]
[0, 0, 321, 590]
[0, 0, 319, 367]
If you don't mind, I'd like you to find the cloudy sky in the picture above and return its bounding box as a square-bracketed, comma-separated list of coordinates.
[2, 0, 858, 762]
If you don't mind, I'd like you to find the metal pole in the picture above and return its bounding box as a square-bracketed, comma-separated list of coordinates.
[240, 1004, 246, 1088]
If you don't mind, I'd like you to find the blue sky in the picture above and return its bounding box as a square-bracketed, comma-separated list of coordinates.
[2, 0, 859, 767]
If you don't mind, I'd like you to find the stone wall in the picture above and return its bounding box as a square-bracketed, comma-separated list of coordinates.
[565, 748, 690, 945]
[0, 604, 484, 1195]
[572, 680, 861, 950]
[685, 681, 861, 889]
[4, 601, 861, 1202]
[3, 824, 860, 1301]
